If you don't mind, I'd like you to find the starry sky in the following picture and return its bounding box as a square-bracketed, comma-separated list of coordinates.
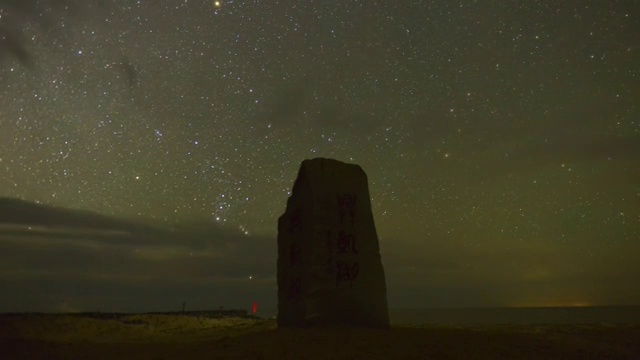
[0, 0, 639, 312]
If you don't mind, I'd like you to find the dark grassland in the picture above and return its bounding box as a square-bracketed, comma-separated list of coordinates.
[1, 314, 639, 359]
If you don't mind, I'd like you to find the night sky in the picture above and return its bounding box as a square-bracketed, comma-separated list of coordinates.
[1, 0, 639, 312]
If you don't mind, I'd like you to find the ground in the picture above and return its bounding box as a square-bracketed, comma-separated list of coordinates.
[1, 314, 639, 359]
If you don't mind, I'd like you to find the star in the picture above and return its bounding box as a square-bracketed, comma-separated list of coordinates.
[0, 0, 637, 311]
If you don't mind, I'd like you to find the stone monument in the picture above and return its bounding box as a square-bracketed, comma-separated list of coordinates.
[277, 158, 390, 328]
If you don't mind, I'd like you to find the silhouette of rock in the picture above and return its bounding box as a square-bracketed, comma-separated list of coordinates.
[277, 158, 390, 328]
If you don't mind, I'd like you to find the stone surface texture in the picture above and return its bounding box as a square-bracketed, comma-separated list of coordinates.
[277, 158, 390, 328]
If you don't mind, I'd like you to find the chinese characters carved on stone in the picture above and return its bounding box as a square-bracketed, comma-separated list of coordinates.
[337, 193, 357, 226]
[287, 277, 301, 302]
[335, 260, 359, 288]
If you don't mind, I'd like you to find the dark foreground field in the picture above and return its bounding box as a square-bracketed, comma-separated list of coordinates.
[1, 314, 639, 359]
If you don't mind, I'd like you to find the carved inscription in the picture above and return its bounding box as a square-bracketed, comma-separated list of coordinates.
[325, 230, 335, 276]
[337, 193, 357, 226]
[336, 230, 357, 254]
[336, 260, 359, 288]
[287, 277, 301, 302]
[325, 230, 334, 254]
[333, 193, 359, 288]
[289, 242, 301, 265]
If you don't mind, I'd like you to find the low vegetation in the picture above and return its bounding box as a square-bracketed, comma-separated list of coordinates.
[1, 314, 639, 359]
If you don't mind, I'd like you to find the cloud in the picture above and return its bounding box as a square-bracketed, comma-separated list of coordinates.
[2, 197, 638, 312]
[0, 221, 276, 312]
[381, 235, 640, 308]
[255, 78, 385, 138]
[256, 83, 310, 131]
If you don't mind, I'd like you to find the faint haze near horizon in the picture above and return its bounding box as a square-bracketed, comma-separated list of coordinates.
[1, 0, 639, 311]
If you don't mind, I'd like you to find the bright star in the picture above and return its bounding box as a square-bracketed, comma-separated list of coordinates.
[214, 1, 221, 8]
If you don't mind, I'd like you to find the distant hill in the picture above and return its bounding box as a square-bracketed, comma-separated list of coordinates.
[0, 197, 148, 233]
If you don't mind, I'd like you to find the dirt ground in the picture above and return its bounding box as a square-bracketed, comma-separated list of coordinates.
[1, 314, 639, 359]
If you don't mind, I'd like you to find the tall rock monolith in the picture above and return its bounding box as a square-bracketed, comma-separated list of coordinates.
[277, 158, 390, 328]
